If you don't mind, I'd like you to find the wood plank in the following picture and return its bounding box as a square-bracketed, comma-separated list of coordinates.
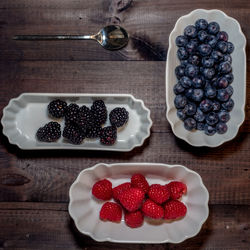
[0, 203, 249, 249]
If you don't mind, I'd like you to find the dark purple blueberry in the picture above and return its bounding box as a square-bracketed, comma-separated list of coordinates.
[217, 77, 229, 88]
[197, 30, 208, 42]
[211, 76, 219, 88]
[217, 41, 228, 53]
[204, 124, 216, 136]
[210, 50, 224, 62]
[208, 22, 220, 35]
[184, 118, 196, 131]
[184, 25, 197, 38]
[192, 76, 204, 88]
[185, 40, 198, 54]
[203, 68, 215, 79]
[177, 47, 189, 60]
[218, 62, 232, 74]
[175, 65, 185, 79]
[176, 35, 188, 47]
[216, 122, 228, 134]
[199, 99, 213, 113]
[206, 35, 218, 48]
[177, 109, 187, 120]
[197, 122, 205, 130]
[212, 101, 221, 112]
[205, 85, 216, 98]
[174, 83, 185, 94]
[180, 59, 189, 66]
[185, 88, 194, 100]
[174, 95, 187, 109]
[191, 88, 204, 102]
[198, 44, 212, 56]
[180, 76, 192, 88]
[224, 73, 234, 84]
[217, 31, 228, 42]
[185, 64, 199, 78]
[202, 57, 215, 68]
[195, 19, 208, 30]
[218, 110, 230, 123]
[226, 85, 234, 96]
[184, 102, 197, 116]
[206, 112, 219, 126]
[217, 89, 230, 102]
[188, 54, 200, 66]
[227, 42, 234, 54]
[222, 98, 234, 111]
[194, 108, 205, 122]
[223, 54, 232, 64]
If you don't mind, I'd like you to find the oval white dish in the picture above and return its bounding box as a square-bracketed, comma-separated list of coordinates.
[166, 9, 247, 147]
[1, 93, 152, 151]
[69, 163, 209, 244]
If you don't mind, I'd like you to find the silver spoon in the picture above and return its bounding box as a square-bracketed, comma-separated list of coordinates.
[13, 25, 129, 51]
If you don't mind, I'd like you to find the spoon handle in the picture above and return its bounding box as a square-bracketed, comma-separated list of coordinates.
[13, 35, 95, 40]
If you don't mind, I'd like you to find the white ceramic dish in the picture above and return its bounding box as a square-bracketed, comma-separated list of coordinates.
[166, 9, 246, 147]
[1, 93, 152, 151]
[69, 163, 209, 244]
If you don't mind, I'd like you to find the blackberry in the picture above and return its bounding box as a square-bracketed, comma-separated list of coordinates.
[109, 107, 129, 128]
[65, 103, 79, 123]
[36, 122, 61, 142]
[100, 126, 117, 145]
[63, 124, 85, 145]
[76, 105, 94, 129]
[86, 125, 102, 138]
[48, 99, 67, 118]
[91, 100, 107, 125]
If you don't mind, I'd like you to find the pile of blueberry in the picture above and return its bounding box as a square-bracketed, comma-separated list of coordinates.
[174, 19, 234, 135]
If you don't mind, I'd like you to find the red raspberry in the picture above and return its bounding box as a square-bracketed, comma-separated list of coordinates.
[164, 200, 187, 220]
[118, 188, 145, 212]
[125, 210, 144, 228]
[142, 199, 164, 219]
[148, 184, 170, 204]
[92, 179, 112, 200]
[99, 202, 122, 222]
[113, 182, 131, 201]
[131, 173, 149, 194]
[166, 181, 187, 200]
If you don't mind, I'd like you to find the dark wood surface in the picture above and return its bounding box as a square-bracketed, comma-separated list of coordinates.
[0, 0, 250, 249]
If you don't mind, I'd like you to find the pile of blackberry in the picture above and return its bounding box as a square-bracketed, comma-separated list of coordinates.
[174, 19, 234, 136]
[36, 99, 129, 145]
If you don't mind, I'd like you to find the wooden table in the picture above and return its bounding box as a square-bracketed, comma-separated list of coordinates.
[0, 1, 250, 249]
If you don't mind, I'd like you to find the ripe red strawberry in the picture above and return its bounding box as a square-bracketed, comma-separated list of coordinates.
[125, 210, 144, 228]
[148, 184, 170, 204]
[164, 200, 187, 220]
[142, 199, 164, 219]
[99, 202, 122, 222]
[113, 182, 131, 201]
[166, 181, 187, 200]
[131, 173, 149, 194]
[92, 179, 112, 200]
[118, 188, 145, 212]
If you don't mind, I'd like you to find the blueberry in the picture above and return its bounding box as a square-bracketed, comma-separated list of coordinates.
[208, 22, 220, 35]
[217, 41, 228, 53]
[174, 83, 185, 94]
[188, 54, 200, 66]
[184, 25, 197, 38]
[185, 64, 199, 78]
[197, 122, 205, 130]
[202, 57, 215, 68]
[192, 76, 204, 88]
[227, 42, 234, 54]
[217, 77, 229, 88]
[197, 30, 208, 42]
[177, 47, 189, 60]
[175, 65, 185, 79]
[226, 85, 233, 96]
[184, 118, 196, 131]
[180, 76, 192, 88]
[177, 109, 187, 120]
[180, 59, 189, 66]
[206, 112, 219, 125]
[204, 124, 216, 136]
[218, 62, 232, 74]
[184, 102, 197, 116]
[217, 89, 230, 102]
[185, 88, 194, 99]
[224, 73, 234, 84]
[222, 98, 234, 111]
[211, 76, 219, 88]
[174, 95, 187, 109]
[194, 108, 205, 122]
[176, 35, 188, 47]
[217, 31, 228, 42]
[223, 54, 232, 64]
[203, 68, 215, 79]
[191, 88, 204, 102]
[216, 122, 228, 134]
[198, 44, 212, 56]
[207, 35, 218, 48]
[218, 110, 230, 122]
[195, 19, 208, 30]
[212, 101, 221, 112]
[205, 84, 216, 98]
[210, 50, 224, 62]
[199, 99, 213, 113]
[186, 39, 198, 54]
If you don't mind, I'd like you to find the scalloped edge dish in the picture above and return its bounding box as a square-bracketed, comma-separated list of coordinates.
[166, 9, 246, 147]
[69, 163, 209, 244]
[1, 93, 152, 151]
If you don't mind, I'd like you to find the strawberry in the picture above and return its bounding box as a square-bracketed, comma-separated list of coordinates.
[148, 184, 170, 204]
[118, 188, 145, 212]
[113, 182, 131, 201]
[125, 210, 144, 228]
[142, 199, 164, 219]
[164, 200, 187, 220]
[99, 202, 122, 222]
[92, 179, 112, 200]
[131, 173, 149, 194]
[166, 181, 187, 200]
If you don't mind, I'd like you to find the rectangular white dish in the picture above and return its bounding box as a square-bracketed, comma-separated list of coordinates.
[1, 93, 152, 151]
